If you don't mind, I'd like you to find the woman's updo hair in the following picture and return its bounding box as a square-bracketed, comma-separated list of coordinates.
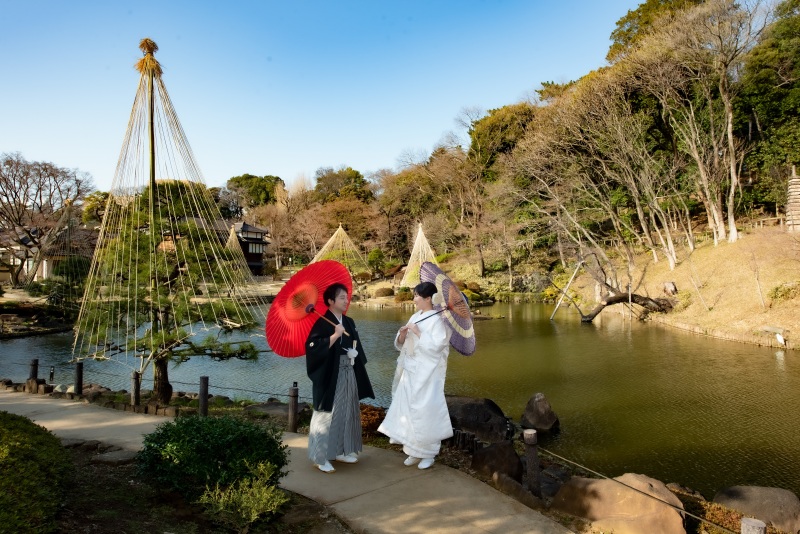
[414, 281, 438, 299]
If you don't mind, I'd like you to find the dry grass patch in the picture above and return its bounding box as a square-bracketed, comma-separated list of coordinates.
[571, 227, 800, 347]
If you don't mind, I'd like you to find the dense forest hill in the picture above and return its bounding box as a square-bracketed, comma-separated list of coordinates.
[563, 225, 800, 350]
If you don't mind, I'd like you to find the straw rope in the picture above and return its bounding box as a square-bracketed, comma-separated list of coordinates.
[72, 41, 270, 375]
[400, 222, 438, 288]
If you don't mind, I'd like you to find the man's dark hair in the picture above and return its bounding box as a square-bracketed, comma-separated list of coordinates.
[323, 283, 349, 307]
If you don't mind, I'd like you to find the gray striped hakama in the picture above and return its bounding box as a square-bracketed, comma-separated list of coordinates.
[308, 355, 362, 464]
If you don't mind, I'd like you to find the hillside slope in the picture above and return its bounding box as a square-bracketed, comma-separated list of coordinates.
[569, 227, 800, 350]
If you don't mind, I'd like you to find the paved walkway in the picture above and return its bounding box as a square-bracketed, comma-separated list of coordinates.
[0, 389, 573, 534]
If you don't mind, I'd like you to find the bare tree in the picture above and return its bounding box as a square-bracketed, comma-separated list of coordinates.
[570, 68, 690, 269]
[506, 101, 674, 320]
[0, 153, 93, 286]
[631, 0, 768, 244]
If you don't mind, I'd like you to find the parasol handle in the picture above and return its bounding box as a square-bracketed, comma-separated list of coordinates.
[413, 307, 448, 324]
[305, 304, 351, 336]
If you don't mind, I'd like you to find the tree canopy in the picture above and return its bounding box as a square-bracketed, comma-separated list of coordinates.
[226, 174, 285, 210]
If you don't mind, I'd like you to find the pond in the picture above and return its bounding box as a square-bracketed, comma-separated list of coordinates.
[2, 302, 798, 499]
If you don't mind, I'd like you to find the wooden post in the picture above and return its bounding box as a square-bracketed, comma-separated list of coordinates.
[288, 382, 299, 432]
[29, 359, 39, 380]
[131, 371, 141, 406]
[740, 517, 766, 534]
[25, 358, 41, 394]
[199, 376, 209, 417]
[550, 260, 583, 320]
[523, 429, 542, 498]
[74, 362, 83, 395]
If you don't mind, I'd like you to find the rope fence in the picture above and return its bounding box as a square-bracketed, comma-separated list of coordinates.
[0, 359, 313, 403]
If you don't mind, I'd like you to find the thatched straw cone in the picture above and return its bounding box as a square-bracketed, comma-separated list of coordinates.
[135, 37, 162, 76]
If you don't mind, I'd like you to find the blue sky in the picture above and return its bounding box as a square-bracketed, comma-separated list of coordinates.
[1, 1, 641, 192]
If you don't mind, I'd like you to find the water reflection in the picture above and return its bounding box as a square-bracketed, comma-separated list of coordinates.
[1, 302, 799, 499]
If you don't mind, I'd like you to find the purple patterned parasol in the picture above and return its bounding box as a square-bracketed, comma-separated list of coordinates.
[419, 261, 476, 356]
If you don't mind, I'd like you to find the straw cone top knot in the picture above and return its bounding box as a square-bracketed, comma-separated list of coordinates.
[139, 38, 158, 55]
[135, 38, 163, 76]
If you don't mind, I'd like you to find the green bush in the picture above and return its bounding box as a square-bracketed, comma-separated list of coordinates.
[394, 286, 412, 302]
[485, 260, 506, 273]
[261, 264, 278, 277]
[0, 411, 73, 533]
[672, 290, 693, 312]
[373, 287, 394, 297]
[541, 268, 576, 303]
[367, 248, 386, 275]
[466, 281, 482, 293]
[197, 461, 289, 533]
[462, 289, 480, 303]
[136, 415, 288, 498]
[768, 281, 800, 303]
[435, 252, 453, 263]
[52, 256, 91, 283]
[25, 282, 46, 297]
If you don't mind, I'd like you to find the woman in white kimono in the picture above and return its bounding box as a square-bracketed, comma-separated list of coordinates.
[378, 281, 453, 469]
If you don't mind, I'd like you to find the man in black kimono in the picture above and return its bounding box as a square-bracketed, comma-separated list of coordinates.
[305, 282, 374, 473]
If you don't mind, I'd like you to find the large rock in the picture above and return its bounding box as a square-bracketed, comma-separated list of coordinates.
[445, 396, 513, 443]
[550, 473, 686, 534]
[519, 392, 559, 432]
[471, 440, 523, 482]
[713, 485, 800, 533]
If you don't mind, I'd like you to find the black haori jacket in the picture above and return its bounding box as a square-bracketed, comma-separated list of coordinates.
[305, 310, 374, 412]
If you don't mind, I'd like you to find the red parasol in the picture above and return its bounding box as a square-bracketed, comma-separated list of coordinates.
[419, 261, 476, 356]
[266, 260, 352, 357]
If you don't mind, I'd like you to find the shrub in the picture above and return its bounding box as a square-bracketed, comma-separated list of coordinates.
[261, 264, 278, 277]
[768, 281, 800, 303]
[367, 248, 386, 276]
[136, 415, 288, 498]
[435, 252, 453, 263]
[462, 289, 480, 303]
[197, 461, 289, 533]
[373, 287, 394, 297]
[354, 271, 372, 283]
[52, 256, 90, 283]
[672, 290, 693, 312]
[0, 411, 73, 533]
[466, 281, 482, 293]
[394, 286, 412, 302]
[360, 403, 386, 437]
[541, 268, 575, 303]
[394, 291, 413, 302]
[25, 282, 46, 297]
[485, 260, 506, 273]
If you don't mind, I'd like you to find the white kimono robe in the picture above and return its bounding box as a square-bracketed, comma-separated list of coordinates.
[378, 309, 454, 458]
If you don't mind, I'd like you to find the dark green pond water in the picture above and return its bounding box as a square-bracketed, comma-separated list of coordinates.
[2, 302, 798, 499]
